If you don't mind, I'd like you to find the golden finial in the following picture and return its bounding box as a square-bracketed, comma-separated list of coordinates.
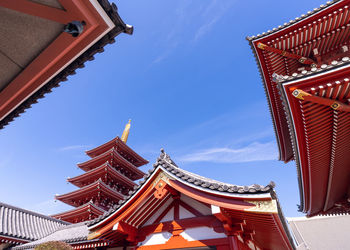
[121, 119, 131, 143]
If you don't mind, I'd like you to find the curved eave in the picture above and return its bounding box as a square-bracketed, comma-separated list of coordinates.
[116, 138, 149, 167]
[78, 148, 145, 180]
[68, 162, 135, 188]
[0, 0, 133, 129]
[77, 148, 115, 171]
[278, 63, 350, 215]
[56, 180, 124, 207]
[52, 202, 105, 221]
[247, 36, 291, 162]
[112, 149, 145, 180]
[88, 152, 275, 231]
[86, 136, 148, 167]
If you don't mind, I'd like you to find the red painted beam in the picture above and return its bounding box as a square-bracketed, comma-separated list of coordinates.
[0, 0, 72, 24]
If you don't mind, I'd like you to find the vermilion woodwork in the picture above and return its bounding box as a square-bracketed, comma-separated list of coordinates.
[0, 0, 108, 123]
[88, 166, 293, 249]
[0, 0, 73, 24]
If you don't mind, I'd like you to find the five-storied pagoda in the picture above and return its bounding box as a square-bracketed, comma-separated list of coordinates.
[53, 121, 148, 223]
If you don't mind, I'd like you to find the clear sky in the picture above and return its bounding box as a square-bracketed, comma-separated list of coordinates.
[0, 0, 326, 218]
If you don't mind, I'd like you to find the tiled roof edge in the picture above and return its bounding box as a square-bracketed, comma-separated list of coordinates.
[272, 57, 350, 83]
[246, 0, 342, 41]
[0, 201, 69, 225]
[87, 149, 276, 227]
[246, 39, 284, 161]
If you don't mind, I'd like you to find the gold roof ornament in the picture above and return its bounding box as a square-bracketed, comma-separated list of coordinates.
[121, 119, 131, 143]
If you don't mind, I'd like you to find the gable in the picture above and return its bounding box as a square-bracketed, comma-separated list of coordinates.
[141, 194, 211, 227]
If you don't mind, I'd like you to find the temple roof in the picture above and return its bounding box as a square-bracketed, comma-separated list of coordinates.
[87, 149, 276, 227]
[12, 223, 104, 250]
[0, 202, 69, 242]
[85, 136, 148, 167]
[55, 179, 124, 207]
[77, 148, 145, 180]
[289, 215, 350, 249]
[68, 161, 136, 189]
[0, 0, 133, 129]
[52, 201, 106, 223]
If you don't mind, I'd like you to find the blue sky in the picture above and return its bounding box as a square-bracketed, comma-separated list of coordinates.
[0, 0, 326, 217]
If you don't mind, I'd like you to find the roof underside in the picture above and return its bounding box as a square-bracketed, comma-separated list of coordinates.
[55, 180, 124, 208]
[278, 65, 350, 216]
[248, 0, 349, 162]
[0, 0, 133, 129]
[77, 148, 145, 180]
[52, 202, 105, 223]
[0, 5, 63, 92]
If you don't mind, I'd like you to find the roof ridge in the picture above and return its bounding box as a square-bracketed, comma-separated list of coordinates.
[156, 149, 275, 193]
[246, 0, 343, 41]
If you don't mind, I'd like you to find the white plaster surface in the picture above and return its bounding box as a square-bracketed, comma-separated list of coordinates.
[180, 226, 226, 241]
[140, 232, 172, 246]
[160, 207, 174, 222]
[180, 194, 211, 215]
[179, 205, 195, 219]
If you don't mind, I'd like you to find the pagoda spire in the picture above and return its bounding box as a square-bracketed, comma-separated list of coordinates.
[121, 119, 131, 143]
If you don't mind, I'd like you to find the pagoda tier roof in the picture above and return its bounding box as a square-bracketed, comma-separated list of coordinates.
[247, 0, 350, 162]
[85, 136, 148, 167]
[55, 179, 124, 208]
[0, 0, 133, 130]
[273, 63, 350, 216]
[52, 201, 106, 223]
[68, 162, 136, 189]
[0, 202, 69, 243]
[86, 150, 293, 250]
[77, 148, 145, 180]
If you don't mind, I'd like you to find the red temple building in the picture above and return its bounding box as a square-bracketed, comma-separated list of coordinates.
[53, 121, 148, 223]
[17, 150, 295, 250]
[248, 0, 350, 216]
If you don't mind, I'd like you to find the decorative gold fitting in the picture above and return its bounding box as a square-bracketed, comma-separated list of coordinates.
[292, 89, 311, 100]
[257, 42, 266, 50]
[331, 102, 340, 110]
[87, 231, 101, 240]
[281, 51, 287, 56]
[299, 57, 306, 63]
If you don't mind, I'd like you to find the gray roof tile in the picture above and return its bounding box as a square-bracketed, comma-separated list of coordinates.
[0, 202, 68, 242]
[12, 223, 93, 249]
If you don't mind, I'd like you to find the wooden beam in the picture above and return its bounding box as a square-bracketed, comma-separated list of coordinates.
[292, 89, 350, 112]
[0, 0, 72, 24]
